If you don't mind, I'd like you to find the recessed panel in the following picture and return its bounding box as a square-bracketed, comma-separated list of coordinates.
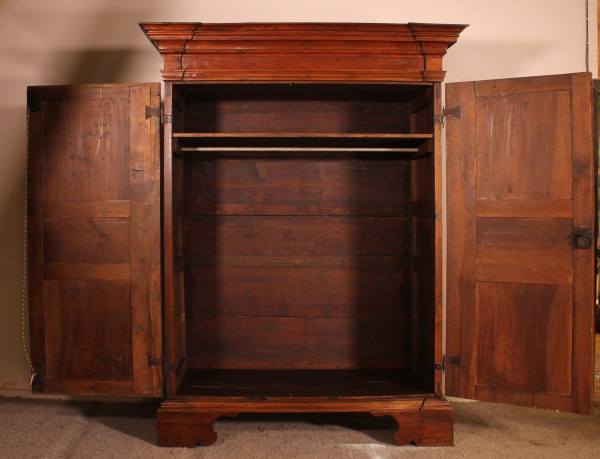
[43, 218, 130, 263]
[476, 90, 572, 200]
[476, 282, 572, 396]
[44, 280, 132, 381]
[476, 217, 572, 267]
[42, 98, 130, 202]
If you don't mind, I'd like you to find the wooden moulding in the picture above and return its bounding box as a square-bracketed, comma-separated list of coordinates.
[156, 396, 453, 447]
[139, 22, 467, 82]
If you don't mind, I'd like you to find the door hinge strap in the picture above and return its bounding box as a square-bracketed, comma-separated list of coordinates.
[434, 354, 461, 371]
[433, 106, 461, 126]
[147, 355, 163, 367]
[145, 105, 172, 123]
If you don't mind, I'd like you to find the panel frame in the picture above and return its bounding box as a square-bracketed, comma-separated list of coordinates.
[27, 83, 163, 396]
[444, 73, 595, 414]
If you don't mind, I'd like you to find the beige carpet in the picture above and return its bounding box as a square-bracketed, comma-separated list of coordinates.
[0, 396, 599, 458]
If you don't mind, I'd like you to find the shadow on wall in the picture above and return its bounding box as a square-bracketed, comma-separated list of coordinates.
[445, 41, 561, 82]
[0, 0, 162, 394]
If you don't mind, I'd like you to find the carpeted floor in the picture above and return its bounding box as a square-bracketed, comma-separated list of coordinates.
[0, 334, 598, 458]
[0, 397, 598, 458]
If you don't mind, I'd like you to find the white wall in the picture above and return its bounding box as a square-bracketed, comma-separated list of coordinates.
[0, 0, 595, 396]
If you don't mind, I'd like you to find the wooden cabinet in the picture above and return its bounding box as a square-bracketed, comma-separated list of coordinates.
[26, 22, 595, 447]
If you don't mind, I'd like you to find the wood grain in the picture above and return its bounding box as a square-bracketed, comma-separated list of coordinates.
[476, 217, 573, 267]
[187, 315, 408, 370]
[43, 200, 131, 218]
[445, 81, 477, 398]
[570, 72, 595, 414]
[43, 218, 130, 263]
[476, 199, 573, 218]
[27, 84, 163, 397]
[185, 266, 409, 319]
[157, 396, 453, 447]
[42, 98, 130, 202]
[44, 263, 130, 280]
[445, 73, 595, 414]
[476, 282, 573, 396]
[140, 22, 466, 82]
[184, 158, 411, 216]
[184, 216, 410, 258]
[476, 90, 572, 201]
[44, 280, 132, 381]
[129, 83, 163, 396]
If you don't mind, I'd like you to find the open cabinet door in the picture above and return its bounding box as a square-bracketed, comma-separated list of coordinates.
[445, 73, 595, 414]
[27, 83, 163, 396]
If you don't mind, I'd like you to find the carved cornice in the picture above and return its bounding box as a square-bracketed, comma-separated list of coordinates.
[140, 22, 467, 82]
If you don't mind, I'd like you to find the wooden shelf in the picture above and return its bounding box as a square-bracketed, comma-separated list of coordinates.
[174, 133, 433, 152]
[176, 369, 431, 398]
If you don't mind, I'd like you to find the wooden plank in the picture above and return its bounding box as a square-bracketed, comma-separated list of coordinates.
[476, 282, 573, 397]
[476, 264, 573, 285]
[163, 82, 188, 397]
[187, 316, 408, 370]
[44, 262, 130, 280]
[163, 395, 439, 413]
[476, 90, 572, 201]
[570, 72, 595, 414]
[176, 369, 430, 398]
[129, 83, 163, 396]
[43, 280, 133, 381]
[183, 100, 413, 135]
[474, 385, 573, 413]
[185, 255, 406, 268]
[184, 158, 411, 217]
[432, 83, 443, 395]
[474, 74, 573, 96]
[42, 98, 130, 202]
[445, 81, 477, 398]
[174, 132, 433, 139]
[185, 266, 410, 319]
[44, 380, 134, 395]
[476, 217, 573, 267]
[163, 82, 178, 397]
[476, 199, 573, 218]
[40, 85, 130, 100]
[43, 218, 130, 263]
[43, 200, 130, 218]
[184, 216, 411, 258]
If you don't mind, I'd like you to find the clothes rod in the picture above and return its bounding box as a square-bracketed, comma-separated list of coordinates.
[180, 147, 420, 152]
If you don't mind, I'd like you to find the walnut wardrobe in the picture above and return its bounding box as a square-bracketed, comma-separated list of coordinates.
[26, 22, 596, 447]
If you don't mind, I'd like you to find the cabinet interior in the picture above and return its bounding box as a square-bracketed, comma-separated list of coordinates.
[169, 82, 436, 398]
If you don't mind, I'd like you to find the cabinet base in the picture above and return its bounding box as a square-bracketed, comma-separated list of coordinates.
[156, 396, 453, 447]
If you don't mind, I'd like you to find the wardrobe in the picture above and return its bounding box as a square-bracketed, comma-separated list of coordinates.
[26, 22, 596, 447]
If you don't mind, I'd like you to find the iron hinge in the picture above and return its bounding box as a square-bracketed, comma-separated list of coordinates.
[433, 106, 461, 126]
[147, 355, 163, 367]
[434, 354, 461, 371]
[27, 87, 41, 112]
[145, 105, 172, 124]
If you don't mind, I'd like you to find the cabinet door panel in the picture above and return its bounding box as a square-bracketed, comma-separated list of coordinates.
[27, 84, 163, 396]
[446, 73, 594, 414]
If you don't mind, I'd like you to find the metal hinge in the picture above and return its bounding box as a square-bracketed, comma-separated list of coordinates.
[433, 106, 461, 126]
[145, 105, 172, 123]
[434, 354, 461, 371]
[147, 355, 163, 367]
[27, 87, 41, 112]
